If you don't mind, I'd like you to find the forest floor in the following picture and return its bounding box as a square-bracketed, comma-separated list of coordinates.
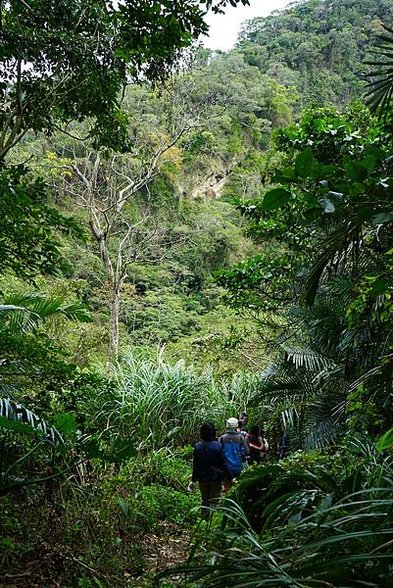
[133, 520, 192, 586]
[0, 521, 192, 588]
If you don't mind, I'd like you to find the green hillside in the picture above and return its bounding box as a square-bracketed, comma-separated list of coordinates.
[237, 0, 393, 107]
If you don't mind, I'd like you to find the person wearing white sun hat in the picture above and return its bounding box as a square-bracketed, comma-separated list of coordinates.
[219, 417, 249, 493]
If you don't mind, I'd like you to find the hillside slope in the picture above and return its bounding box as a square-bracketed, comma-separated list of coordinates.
[237, 0, 393, 108]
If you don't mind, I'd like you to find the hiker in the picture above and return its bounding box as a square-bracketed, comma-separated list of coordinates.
[238, 412, 250, 454]
[260, 429, 269, 461]
[248, 425, 268, 465]
[190, 421, 230, 518]
[219, 417, 249, 493]
[238, 411, 249, 433]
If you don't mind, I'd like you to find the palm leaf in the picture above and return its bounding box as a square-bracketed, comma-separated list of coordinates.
[304, 222, 356, 306]
[250, 374, 311, 402]
[303, 416, 342, 449]
[365, 24, 393, 116]
[172, 466, 393, 587]
[0, 292, 90, 333]
[282, 345, 336, 372]
[0, 397, 62, 443]
[0, 304, 39, 333]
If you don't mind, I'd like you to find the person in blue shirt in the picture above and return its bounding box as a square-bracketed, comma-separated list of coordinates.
[219, 417, 249, 493]
[191, 421, 230, 518]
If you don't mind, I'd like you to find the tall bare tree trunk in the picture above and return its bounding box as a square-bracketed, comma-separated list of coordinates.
[109, 283, 120, 363]
[102, 243, 122, 363]
[63, 113, 200, 361]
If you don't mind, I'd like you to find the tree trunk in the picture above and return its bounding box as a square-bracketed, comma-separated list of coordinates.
[109, 285, 120, 363]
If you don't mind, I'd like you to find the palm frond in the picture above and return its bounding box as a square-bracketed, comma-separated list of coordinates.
[304, 416, 342, 449]
[280, 406, 300, 429]
[304, 223, 355, 306]
[282, 345, 336, 372]
[0, 292, 90, 333]
[0, 397, 62, 443]
[173, 459, 393, 587]
[0, 304, 39, 333]
[328, 275, 357, 306]
[250, 374, 311, 402]
[365, 23, 393, 116]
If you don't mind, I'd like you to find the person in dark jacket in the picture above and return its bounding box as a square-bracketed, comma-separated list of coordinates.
[191, 421, 230, 518]
[238, 411, 249, 433]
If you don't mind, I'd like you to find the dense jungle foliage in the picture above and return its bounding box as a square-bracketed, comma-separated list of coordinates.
[1, 0, 393, 586]
[237, 0, 393, 108]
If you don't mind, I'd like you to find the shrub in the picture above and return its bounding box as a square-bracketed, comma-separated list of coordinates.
[175, 441, 393, 587]
[134, 484, 199, 528]
[125, 448, 192, 491]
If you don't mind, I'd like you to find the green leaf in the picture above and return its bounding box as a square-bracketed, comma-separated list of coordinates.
[262, 188, 291, 211]
[54, 413, 77, 436]
[295, 147, 314, 179]
[272, 167, 298, 183]
[107, 439, 137, 463]
[372, 211, 393, 225]
[370, 277, 391, 294]
[376, 428, 393, 451]
[346, 161, 368, 182]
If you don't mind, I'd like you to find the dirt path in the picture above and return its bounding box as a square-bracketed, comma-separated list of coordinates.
[133, 520, 192, 586]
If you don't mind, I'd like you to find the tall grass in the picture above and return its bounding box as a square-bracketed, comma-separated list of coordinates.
[87, 353, 242, 450]
[222, 371, 261, 415]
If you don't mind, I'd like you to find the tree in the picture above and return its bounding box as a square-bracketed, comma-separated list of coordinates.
[220, 104, 393, 443]
[237, 0, 393, 110]
[0, 165, 83, 278]
[0, 0, 249, 162]
[0, 0, 250, 288]
[52, 58, 268, 361]
[54, 82, 205, 361]
[170, 51, 294, 199]
[64, 149, 173, 362]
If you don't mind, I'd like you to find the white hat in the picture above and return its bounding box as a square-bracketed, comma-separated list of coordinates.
[226, 417, 239, 430]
